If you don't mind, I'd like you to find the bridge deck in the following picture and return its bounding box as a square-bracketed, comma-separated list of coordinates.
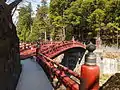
[16, 58, 53, 90]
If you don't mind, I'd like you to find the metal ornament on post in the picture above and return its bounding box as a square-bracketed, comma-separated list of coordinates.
[81, 43, 100, 90]
[85, 43, 96, 65]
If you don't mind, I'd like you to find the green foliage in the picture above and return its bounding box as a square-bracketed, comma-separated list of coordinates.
[17, 0, 52, 42]
[64, 0, 82, 25]
[16, 0, 120, 45]
[63, 0, 120, 44]
[49, 0, 71, 40]
[17, 3, 32, 42]
[29, 1, 51, 42]
[87, 9, 105, 33]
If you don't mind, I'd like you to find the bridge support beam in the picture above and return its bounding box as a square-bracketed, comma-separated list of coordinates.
[81, 43, 100, 90]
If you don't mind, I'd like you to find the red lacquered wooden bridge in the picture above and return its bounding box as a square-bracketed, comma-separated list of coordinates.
[18, 40, 99, 90]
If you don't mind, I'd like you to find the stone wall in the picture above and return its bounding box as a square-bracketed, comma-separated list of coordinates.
[95, 52, 120, 74]
[97, 58, 118, 74]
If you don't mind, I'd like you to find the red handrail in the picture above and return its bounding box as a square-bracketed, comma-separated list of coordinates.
[37, 52, 81, 90]
[39, 53, 81, 79]
[40, 41, 85, 58]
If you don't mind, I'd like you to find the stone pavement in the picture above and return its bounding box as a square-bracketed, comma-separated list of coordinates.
[16, 58, 53, 90]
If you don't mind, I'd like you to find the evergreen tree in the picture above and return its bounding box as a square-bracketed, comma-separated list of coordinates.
[63, 0, 120, 45]
[16, 0, 120, 45]
[17, 3, 32, 42]
[29, 0, 50, 42]
[49, 0, 71, 40]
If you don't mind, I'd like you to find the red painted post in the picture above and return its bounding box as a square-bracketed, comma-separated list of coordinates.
[81, 43, 100, 90]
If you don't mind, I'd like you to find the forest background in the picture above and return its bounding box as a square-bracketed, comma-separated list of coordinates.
[16, 0, 120, 47]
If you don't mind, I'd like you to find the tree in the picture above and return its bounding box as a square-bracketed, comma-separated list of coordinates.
[29, 0, 50, 42]
[0, 0, 22, 89]
[100, 0, 120, 45]
[49, 0, 71, 40]
[17, 3, 32, 42]
[41, 0, 47, 6]
[64, 0, 97, 41]
[87, 9, 105, 37]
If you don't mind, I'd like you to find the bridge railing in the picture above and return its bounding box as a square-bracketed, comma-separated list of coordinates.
[20, 44, 36, 59]
[20, 41, 100, 89]
[20, 43, 36, 52]
[40, 41, 85, 58]
[37, 53, 83, 90]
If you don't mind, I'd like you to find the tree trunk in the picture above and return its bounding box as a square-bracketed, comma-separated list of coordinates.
[62, 26, 66, 41]
[0, 0, 22, 89]
[44, 31, 47, 41]
[117, 31, 119, 49]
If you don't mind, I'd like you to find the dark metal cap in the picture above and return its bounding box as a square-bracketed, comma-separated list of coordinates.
[85, 43, 96, 65]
